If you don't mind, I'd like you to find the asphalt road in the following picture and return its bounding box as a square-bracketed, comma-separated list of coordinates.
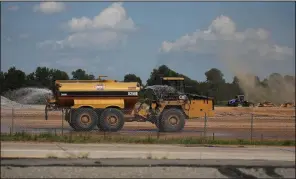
[1, 142, 295, 178]
[1, 159, 295, 178]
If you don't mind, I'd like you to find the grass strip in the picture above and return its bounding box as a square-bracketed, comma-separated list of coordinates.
[1, 132, 295, 146]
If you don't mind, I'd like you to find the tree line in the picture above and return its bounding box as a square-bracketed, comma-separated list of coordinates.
[0, 65, 294, 102]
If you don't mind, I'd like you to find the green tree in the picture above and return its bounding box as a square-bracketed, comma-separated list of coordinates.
[254, 76, 261, 86]
[0, 71, 5, 93]
[259, 78, 268, 88]
[204, 68, 226, 101]
[48, 69, 70, 90]
[146, 65, 201, 94]
[88, 74, 95, 80]
[205, 68, 225, 84]
[25, 72, 38, 87]
[232, 76, 240, 85]
[232, 76, 243, 95]
[124, 74, 142, 85]
[146, 69, 162, 86]
[269, 73, 283, 82]
[26, 72, 35, 81]
[71, 69, 94, 80]
[50, 69, 69, 81]
[3, 67, 26, 91]
[34, 67, 52, 88]
[268, 73, 284, 89]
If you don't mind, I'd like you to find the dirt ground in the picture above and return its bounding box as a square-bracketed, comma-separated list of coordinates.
[1, 106, 295, 140]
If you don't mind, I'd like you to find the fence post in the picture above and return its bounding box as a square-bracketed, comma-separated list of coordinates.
[204, 112, 207, 137]
[157, 118, 160, 139]
[250, 113, 254, 142]
[70, 131, 72, 143]
[61, 109, 64, 136]
[11, 108, 15, 134]
[157, 129, 160, 139]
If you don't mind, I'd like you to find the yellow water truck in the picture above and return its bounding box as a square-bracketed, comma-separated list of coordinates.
[45, 76, 214, 132]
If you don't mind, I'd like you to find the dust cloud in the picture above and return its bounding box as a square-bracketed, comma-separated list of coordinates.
[219, 45, 295, 105]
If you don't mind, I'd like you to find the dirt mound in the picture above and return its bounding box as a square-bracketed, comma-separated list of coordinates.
[256, 101, 276, 107]
[280, 102, 295, 108]
[257, 101, 296, 108]
[214, 106, 294, 118]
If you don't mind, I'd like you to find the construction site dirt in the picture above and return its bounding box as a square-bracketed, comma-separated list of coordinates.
[1, 106, 295, 140]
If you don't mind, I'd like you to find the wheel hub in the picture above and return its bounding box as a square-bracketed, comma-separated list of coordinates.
[80, 114, 91, 124]
[107, 116, 118, 126]
[168, 116, 179, 125]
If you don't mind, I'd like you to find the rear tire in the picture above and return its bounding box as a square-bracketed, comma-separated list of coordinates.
[71, 108, 98, 131]
[65, 110, 78, 131]
[95, 109, 104, 130]
[243, 101, 250, 107]
[160, 108, 185, 132]
[99, 108, 125, 132]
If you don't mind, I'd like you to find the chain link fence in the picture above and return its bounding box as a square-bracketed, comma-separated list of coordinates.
[1, 107, 295, 141]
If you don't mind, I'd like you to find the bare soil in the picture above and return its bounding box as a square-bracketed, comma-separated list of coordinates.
[1, 106, 295, 140]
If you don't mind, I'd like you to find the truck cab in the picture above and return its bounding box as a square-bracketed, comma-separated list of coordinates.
[160, 77, 185, 93]
[159, 76, 215, 118]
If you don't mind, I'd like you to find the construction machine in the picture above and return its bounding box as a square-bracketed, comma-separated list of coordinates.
[227, 95, 252, 107]
[45, 76, 214, 132]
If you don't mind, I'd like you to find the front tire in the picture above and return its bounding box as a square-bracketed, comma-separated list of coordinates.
[153, 116, 164, 132]
[160, 108, 185, 132]
[71, 108, 98, 131]
[68, 121, 77, 130]
[99, 108, 125, 132]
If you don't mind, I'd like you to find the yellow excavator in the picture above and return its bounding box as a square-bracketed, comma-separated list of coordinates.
[45, 76, 214, 132]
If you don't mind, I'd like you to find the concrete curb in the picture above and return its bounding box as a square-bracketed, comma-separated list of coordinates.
[1, 142, 295, 161]
[2, 149, 294, 161]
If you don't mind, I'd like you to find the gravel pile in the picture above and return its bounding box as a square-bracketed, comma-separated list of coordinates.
[3, 87, 52, 105]
[1, 96, 43, 110]
[1, 87, 52, 110]
[145, 85, 181, 99]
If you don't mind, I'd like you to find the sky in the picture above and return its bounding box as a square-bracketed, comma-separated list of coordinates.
[1, 2, 295, 83]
